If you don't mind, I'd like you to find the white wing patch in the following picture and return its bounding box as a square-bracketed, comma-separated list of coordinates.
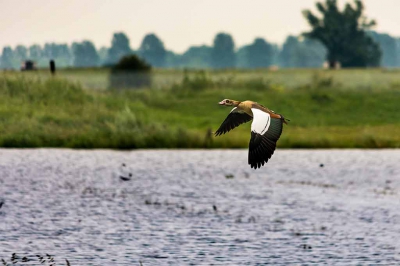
[251, 108, 270, 135]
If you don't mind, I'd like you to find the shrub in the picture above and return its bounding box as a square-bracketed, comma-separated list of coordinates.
[109, 55, 152, 89]
[112, 55, 151, 71]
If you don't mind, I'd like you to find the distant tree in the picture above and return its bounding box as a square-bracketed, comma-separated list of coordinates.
[106, 32, 132, 65]
[397, 39, 400, 67]
[0, 46, 16, 69]
[180, 45, 212, 68]
[27, 43, 72, 68]
[235, 45, 249, 68]
[300, 38, 327, 67]
[29, 44, 42, 60]
[51, 44, 71, 59]
[245, 38, 274, 68]
[43, 43, 56, 59]
[15, 45, 28, 61]
[303, 0, 381, 68]
[139, 33, 167, 67]
[72, 41, 99, 67]
[211, 33, 236, 68]
[57, 44, 73, 67]
[278, 36, 326, 68]
[369, 31, 398, 67]
[165, 51, 181, 68]
[278, 36, 299, 68]
[42, 43, 72, 67]
[98, 46, 108, 66]
[270, 44, 280, 66]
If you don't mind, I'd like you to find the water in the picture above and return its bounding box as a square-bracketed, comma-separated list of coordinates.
[0, 149, 399, 265]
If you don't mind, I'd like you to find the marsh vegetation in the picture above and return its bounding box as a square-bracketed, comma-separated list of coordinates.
[0, 68, 399, 148]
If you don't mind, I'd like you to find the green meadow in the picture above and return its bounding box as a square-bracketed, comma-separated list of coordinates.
[0, 68, 399, 148]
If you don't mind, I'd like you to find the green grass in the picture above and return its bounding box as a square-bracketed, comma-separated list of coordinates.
[0, 69, 399, 148]
[8, 67, 400, 90]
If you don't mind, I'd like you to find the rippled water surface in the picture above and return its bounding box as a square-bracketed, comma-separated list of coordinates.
[0, 149, 400, 265]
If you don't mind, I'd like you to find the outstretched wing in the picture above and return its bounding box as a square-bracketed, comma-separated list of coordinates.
[215, 107, 253, 136]
[248, 108, 283, 169]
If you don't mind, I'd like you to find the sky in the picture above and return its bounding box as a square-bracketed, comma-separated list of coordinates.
[1, 0, 400, 53]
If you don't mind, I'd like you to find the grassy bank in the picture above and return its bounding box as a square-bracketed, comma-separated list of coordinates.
[0, 70, 399, 148]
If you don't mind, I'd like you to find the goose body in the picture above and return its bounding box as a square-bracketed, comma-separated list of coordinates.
[215, 99, 288, 169]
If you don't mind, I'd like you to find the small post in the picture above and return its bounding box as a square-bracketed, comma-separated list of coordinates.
[50, 60, 56, 75]
[204, 127, 213, 148]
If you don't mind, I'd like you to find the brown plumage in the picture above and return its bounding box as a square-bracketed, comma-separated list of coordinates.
[215, 99, 289, 169]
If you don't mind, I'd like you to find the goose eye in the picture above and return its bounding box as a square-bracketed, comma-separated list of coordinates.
[225, 100, 230, 103]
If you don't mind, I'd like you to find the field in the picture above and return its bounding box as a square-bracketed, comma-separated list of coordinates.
[0, 68, 399, 148]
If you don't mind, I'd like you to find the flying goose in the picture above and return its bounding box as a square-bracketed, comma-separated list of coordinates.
[215, 99, 288, 169]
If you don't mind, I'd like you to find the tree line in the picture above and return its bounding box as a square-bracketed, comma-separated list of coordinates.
[1, 30, 398, 70]
[1, 0, 399, 70]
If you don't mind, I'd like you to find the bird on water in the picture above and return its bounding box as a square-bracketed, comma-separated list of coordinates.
[215, 99, 289, 169]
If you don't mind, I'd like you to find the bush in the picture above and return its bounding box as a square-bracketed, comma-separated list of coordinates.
[109, 55, 152, 89]
[112, 54, 151, 71]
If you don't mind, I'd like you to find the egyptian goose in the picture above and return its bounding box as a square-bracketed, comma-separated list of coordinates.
[215, 99, 288, 169]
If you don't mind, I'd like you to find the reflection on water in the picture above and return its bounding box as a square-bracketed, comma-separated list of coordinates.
[0, 149, 399, 265]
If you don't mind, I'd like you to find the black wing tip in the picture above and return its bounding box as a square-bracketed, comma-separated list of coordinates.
[248, 132, 277, 169]
[214, 130, 225, 136]
[249, 158, 269, 169]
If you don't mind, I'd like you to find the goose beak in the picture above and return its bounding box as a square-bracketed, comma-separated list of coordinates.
[218, 101, 225, 105]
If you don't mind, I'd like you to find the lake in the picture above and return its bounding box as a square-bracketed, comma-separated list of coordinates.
[0, 149, 399, 265]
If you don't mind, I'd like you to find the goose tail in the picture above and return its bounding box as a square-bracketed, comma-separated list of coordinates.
[280, 114, 290, 125]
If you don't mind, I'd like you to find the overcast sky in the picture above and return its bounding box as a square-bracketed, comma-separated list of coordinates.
[1, 0, 399, 53]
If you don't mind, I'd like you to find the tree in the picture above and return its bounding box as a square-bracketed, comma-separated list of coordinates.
[303, 0, 381, 68]
[72, 41, 99, 67]
[278, 36, 326, 68]
[165, 51, 181, 68]
[42, 43, 72, 67]
[27, 43, 72, 68]
[15, 45, 28, 61]
[397, 39, 400, 67]
[369, 31, 398, 67]
[180, 45, 212, 68]
[139, 33, 167, 67]
[56, 44, 72, 67]
[300, 38, 327, 67]
[98, 46, 108, 66]
[107, 32, 132, 65]
[270, 44, 280, 66]
[0, 46, 16, 69]
[245, 38, 274, 68]
[211, 33, 236, 68]
[29, 45, 42, 60]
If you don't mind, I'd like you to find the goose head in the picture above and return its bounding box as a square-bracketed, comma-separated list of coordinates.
[218, 99, 239, 107]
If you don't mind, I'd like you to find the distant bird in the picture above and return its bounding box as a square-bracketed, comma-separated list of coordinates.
[119, 163, 132, 181]
[215, 99, 289, 169]
[120, 173, 132, 181]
